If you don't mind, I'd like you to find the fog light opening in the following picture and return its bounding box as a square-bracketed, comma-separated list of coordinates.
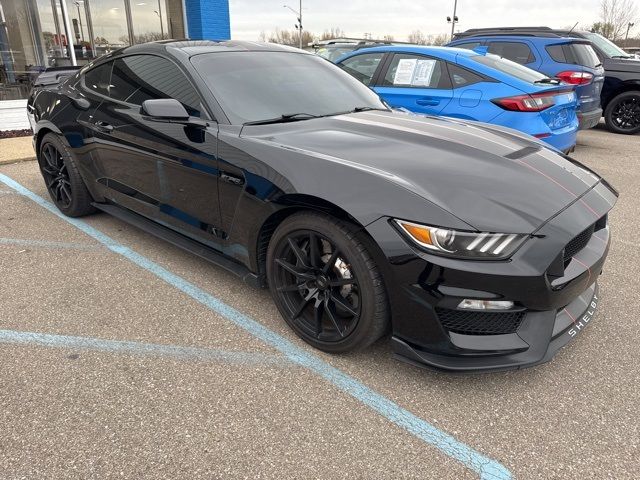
[458, 299, 514, 310]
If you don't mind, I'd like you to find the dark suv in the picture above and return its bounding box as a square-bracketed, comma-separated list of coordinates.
[452, 27, 640, 135]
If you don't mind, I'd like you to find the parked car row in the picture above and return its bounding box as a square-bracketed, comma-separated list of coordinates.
[327, 26, 640, 151]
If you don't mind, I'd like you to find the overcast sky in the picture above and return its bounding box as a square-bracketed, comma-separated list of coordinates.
[228, 0, 618, 42]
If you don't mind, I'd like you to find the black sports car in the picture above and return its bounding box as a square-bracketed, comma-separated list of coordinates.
[27, 40, 617, 372]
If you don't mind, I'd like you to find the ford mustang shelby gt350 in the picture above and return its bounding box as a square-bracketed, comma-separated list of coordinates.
[27, 40, 617, 372]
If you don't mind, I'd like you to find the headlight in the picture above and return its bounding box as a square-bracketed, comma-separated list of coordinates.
[393, 219, 528, 259]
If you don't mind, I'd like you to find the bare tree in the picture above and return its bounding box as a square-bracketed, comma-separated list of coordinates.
[319, 27, 346, 40]
[598, 0, 637, 39]
[408, 30, 428, 44]
[382, 34, 395, 41]
[265, 28, 314, 48]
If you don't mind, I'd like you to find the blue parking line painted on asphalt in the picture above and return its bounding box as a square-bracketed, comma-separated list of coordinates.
[0, 237, 102, 250]
[0, 329, 287, 366]
[0, 173, 512, 480]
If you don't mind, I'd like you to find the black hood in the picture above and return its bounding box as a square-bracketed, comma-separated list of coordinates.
[603, 57, 640, 73]
[241, 111, 603, 234]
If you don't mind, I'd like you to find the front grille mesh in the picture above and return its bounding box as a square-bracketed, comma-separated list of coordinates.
[563, 224, 595, 262]
[436, 308, 526, 336]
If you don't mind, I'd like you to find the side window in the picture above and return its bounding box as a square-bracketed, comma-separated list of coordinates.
[108, 55, 204, 117]
[487, 42, 535, 65]
[83, 62, 112, 96]
[382, 54, 449, 89]
[546, 44, 567, 63]
[338, 53, 384, 86]
[453, 42, 481, 51]
[448, 64, 485, 87]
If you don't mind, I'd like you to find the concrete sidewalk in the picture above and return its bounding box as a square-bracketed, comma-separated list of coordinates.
[0, 136, 35, 165]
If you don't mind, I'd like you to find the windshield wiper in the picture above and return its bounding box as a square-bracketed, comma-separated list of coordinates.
[535, 78, 561, 84]
[243, 112, 320, 126]
[611, 55, 632, 59]
[350, 106, 389, 113]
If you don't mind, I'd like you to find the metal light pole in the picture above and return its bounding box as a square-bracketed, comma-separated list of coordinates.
[450, 0, 458, 40]
[155, 0, 164, 39]
[284, 3, 303, 49]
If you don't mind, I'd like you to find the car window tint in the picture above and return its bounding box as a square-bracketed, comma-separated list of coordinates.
[108, 55, 203, 117]
[338, 53, 384, 86]
[470, 54, 547, 84]
[83, 62, 112, 96]
[487, 42, 535, 64]
[382, 54, 447, 88]
[453, 42, 481, 50]
[547, 43, 600, 68]
[448, 64, 484, 87]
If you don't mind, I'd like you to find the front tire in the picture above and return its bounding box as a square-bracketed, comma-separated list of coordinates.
[604, 91, 640, 135]
[38, 133, 96, 217]
[266, 212, 390, 353]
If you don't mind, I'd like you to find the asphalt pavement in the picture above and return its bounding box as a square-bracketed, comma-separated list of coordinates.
[0, 124, 638, 479]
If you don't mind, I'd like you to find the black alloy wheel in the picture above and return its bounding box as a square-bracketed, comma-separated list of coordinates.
[37, 133, 96, 217]
[267, 212, 389, 353]
[604, 91, 640, 135]
[40, 142, 72, 209]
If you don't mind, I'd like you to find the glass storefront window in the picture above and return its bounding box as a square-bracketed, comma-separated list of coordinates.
[1, 0, 179, 102]
[130, 1, 169, 43]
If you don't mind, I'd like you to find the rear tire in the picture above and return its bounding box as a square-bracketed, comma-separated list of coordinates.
[266, 212, 390, 353]
[38, 133, 96, 217]
[604, 91, 640, 135]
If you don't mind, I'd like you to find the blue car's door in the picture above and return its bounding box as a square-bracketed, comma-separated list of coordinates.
[372, 53, 453, 115]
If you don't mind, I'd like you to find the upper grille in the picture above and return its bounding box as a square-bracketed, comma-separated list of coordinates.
[436, 308, 526, 336]
[563, 224, 595, 262]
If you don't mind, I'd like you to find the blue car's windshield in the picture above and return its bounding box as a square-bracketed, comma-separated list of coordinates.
[192, 51, 387, 124]
[469, 54, 548, 84]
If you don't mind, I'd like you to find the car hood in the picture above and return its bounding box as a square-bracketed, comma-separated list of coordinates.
[241, 111, 603, 233]
[604, 56, 640, 73]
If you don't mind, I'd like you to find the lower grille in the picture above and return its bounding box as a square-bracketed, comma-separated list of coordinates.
[436, 308, 526, 336]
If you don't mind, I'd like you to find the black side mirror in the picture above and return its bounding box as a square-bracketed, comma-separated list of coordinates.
[141, 99, 207, 128]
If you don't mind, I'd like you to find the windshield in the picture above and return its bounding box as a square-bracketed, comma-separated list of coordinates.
[469, 53, 548, 84]
[191, 51, 387, 124]
[582, 32, 631, 58]
[316, 46, 358, 62]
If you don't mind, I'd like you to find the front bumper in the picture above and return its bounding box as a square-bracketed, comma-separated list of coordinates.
[577, 108, 603, 130]
[392, 282, 599, 372]
[366, 181, 617, 372]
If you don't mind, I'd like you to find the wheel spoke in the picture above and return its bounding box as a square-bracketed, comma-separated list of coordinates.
[329, 292, 358, 316]
[52, 183, 62, 201]
[308, 233, 320, 268]
[324, 298, 345, 337]
[322, 248, 340, 274]
[60, 184, 72, 203]
[292, 288, 317, 320]
[314, 300, 324, 336]
[47, 178, 58, 189]
[329, 277, 357, 287]
[275, 258, 315, 280]
[287, 237, 310, 268]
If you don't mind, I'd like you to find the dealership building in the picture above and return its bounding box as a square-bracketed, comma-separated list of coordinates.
[0, 0, 231, 130]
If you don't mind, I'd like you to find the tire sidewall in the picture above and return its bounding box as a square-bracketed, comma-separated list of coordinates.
[266, 213, 384, 353]
[604, 91, 640, 135]
[38, 133, 92, 216]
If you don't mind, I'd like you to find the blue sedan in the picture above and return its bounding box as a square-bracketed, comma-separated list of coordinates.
[335, 46, 579, 152]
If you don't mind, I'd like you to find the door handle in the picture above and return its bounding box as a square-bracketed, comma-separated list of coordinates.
[93, 121, 114, 133]
[416, 97, 440, 106]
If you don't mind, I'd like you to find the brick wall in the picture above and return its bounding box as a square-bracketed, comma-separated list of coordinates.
[184, 0, 231, 40]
